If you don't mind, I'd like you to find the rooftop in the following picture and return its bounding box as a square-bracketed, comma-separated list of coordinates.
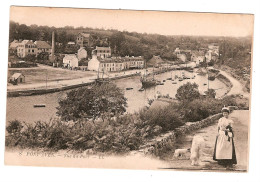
[79, 32, 90, 38]
[95, 46, 111, 50]
[35, 41, 51, 49]
[11, 73, 24, 79]
[98, 56, 144, 63]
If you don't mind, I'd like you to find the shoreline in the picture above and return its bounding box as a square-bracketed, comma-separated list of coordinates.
[7, 66, 234, 98]
[7, 72, 141, 97]
[6, 66, 182, 97]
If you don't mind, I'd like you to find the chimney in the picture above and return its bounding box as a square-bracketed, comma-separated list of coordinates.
[51, 31, 55, 60]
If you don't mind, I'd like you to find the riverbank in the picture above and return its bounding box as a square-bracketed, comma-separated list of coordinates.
[7, 65, 232, 98]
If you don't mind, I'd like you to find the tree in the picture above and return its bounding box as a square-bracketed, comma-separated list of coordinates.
[204, 89, 216, 98]
[175, 82, 201, 102]
[23, 54, 36, 62]
[110, 32, 126, 55]
[56, 83, 127, 121]
[37, 52, 49, 61]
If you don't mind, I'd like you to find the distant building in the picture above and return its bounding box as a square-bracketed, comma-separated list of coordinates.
[9, 40, 22, 50]
[88, 53, 100, 71]
[17, 40, 37, 58]
[88, 51, 144, 72]
[205, 50, 212, 62]
[125, 56, 145, 70]
[77, 47, 88, 60]
[191, 51, 205, 65]
[95, 46, 111, 58]
[177, 54, 187, 62]
[9, 73, 25, 83]
[208, 43, 219, 56]
[63, 54, 79, 69]
[174, 48, 181, 54]
[34, 41, 52, 54]
[147, 55, 164, 67]
[76, 32, 93, 47]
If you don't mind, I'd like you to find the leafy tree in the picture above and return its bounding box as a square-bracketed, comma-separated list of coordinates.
[204, 89, 216, 98]
[23, 54, 36, 62]
[110, 32, 126, 55]
[56, 83, 127, 122]
[175, 82, 201, 102]
[37, 52, 49, 61]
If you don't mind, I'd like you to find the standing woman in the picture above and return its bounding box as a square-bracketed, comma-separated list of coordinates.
[213, 106, 237, 167]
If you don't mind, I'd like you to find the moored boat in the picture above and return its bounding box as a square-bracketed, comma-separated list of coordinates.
[34, 104, 46, 108]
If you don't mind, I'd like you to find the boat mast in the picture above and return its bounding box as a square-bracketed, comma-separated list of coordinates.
[153, 66, 154, 80]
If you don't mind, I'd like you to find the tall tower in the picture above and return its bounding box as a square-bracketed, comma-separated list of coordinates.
[51, 31, 55, 61]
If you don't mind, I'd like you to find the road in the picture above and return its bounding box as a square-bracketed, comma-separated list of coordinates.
[166, 110, 249, 171]
[7, 64, 144, 91]
[218, 70, 250, 99]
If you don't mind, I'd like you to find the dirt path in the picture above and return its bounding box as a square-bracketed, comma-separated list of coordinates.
[165, 110, 249, 171]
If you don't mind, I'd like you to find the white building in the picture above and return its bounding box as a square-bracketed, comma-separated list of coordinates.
[88, 53, 144, 72]
[208, 44, 219, 56]
[205, 50, 212, 62]
[17, 40, 37, 58]
[174, 47, 181, 54]
[63, 54, 79, 69]
[77, 47, 88, 60]
[88, 54, 100, 71]
[177, 53, 187, 62]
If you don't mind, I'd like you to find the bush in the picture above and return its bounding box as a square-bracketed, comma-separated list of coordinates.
[57, 83, 127, 121]
[139, 106, 184, 132]
[175, 82, 201, 102]
[180, 96, 238, 122]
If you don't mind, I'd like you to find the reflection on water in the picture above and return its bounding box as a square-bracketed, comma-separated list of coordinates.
[6, 70, 228, 124]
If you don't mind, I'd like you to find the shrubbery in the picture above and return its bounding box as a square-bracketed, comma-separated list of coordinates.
[5, 81, 246, 153]
[5, 114, 164, 153]
[139, 106, 183, 132]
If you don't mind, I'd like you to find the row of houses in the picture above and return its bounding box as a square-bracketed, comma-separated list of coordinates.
[174, 44, 219, 65]
[63, 46, 112, 69]
[88, 50, 145, 72]
[10, 40, 52, 58]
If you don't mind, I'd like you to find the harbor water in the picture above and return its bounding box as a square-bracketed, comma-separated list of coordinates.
[6, 70, 229, 124]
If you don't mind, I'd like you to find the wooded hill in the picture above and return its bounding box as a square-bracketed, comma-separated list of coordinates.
[9, 21, 252, 67]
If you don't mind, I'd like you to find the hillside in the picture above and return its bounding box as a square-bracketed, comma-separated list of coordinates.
[9, 21, 252, 66]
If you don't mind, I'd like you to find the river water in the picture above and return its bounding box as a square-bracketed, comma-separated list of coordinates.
[6, 70, 229, 124]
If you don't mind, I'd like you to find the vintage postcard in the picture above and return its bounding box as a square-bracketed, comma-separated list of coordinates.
[5, 6, 254, 172]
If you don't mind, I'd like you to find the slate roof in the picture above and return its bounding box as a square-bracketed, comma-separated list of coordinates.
[79, 32, 90, 38]
[95, 46, 111, 51]
[98, 56, 144, 63]
[10, 40, 22, 48]
[35, 41, 51, 49]
[147, 55, 164, 65]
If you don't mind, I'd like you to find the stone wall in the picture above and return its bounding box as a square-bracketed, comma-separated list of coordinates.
[138, 113, 223, 156]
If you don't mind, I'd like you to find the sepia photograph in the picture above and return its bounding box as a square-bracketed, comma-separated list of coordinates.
[3, 4, 255, 175]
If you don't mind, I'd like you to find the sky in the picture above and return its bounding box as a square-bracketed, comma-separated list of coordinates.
[10, 6, 254, 37]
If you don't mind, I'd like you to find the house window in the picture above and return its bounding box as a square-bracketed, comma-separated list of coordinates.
[28, 49, 30, 53]
[32, 49, 34, 53]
